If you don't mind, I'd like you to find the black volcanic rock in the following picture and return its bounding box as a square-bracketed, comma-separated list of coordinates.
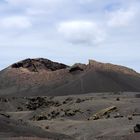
[11, 58, 68, 72]
[134, 124, 140, 133]
[69, 64, 85, 73]
[0, 58, 140, 97]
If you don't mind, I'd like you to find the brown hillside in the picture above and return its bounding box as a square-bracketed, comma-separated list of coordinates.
[0, 58, 140, 97]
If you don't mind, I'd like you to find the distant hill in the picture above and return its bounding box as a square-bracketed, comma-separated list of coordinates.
[0, 58, 140, 97]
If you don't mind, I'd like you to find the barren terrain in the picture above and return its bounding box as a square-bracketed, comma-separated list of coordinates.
[0, 58, 140, 139]
[0, 92, 140, 140]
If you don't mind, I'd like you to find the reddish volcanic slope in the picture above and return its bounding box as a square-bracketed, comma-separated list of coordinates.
[0, 58, 140, 97]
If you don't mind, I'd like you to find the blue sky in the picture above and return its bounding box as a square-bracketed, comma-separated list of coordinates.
[0, 0, 140, 71]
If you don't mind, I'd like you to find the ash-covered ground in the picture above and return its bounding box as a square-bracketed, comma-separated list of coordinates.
[0, 92, 140, 140]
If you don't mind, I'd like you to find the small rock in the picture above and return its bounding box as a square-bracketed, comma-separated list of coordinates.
[134, 124, 140, 133]
[106, 114, 110, 119]
[87, 109, 91, 112]
[17, 107, 23, 111]
[76, 98, 83, 103]
[116, 97, 120, 101]
[65, 110, 75, 117]
[45, 126, 49, 129]
[32, 115, 48, 121]
[62, 101, 67, 104]
[132, 113, 140, 116]
[114, 113, 123, 118]
[0, 113, 10, 118]
[0, 97, 8, 102]
[127, 115, 133, 120]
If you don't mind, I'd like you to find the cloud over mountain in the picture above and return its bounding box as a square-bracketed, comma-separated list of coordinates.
[58, 20, 105, 44]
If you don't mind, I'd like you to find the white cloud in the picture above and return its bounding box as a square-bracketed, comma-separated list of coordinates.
[58, 20, 106, 45]
[6, 0, 64, 12]
[78, 0, 95, 4]
[107, 7, 137, 27]
[0, 16, 31, 29]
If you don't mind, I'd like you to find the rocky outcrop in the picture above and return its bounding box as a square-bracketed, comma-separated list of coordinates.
[26, 97, 61, 110]
[88, 60, 139, 77]
[69, 63, 86, 73]
[89, 106, 117, 120]
[11, 58, 68, 72]
[32, 108, 82, 121]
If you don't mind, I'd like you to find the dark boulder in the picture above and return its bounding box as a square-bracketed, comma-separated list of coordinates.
[134, 124, 140, 133]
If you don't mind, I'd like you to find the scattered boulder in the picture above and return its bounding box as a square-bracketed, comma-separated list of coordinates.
[32, 114, 48, 121]
[32, 109, 61, 121]
[127, 115, 133, 120]
[26, 97, 47, 110]
[64, 108, 82, 117]
[114, 113, 123, 118]
[106, 114, 110, 119]
[45, 126, 50, 129]
[75, 98, 83, 103]
[32, 108, 82, 121]
[17, 107, 23, 111]
[62, 97, 73, 104]
[134, 124, 140, 133]
[116, 97, 120, 101]
[65, 110, 75, 117]
[132, 113, 140, 116]
[50, 110, 60, 118]
[0, 97, 9, 102]
[75, 98, 91, 103]
[65, 97, 73, 102]
[26, 97, 61, 110]
[0, 112, 10, 118]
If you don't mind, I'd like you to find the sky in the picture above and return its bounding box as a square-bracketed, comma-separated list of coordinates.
[0, 0, 140, 71]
